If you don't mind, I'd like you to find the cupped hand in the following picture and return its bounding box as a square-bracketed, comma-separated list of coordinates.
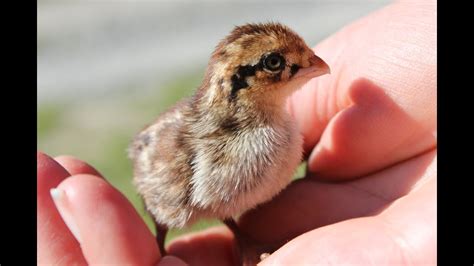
[38, 0, 436, 265]
[169, 0, 436, 264]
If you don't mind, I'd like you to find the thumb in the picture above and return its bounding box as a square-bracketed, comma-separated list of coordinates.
[288, 0, 436, 179]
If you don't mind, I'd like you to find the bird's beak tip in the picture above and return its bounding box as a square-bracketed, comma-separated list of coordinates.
[309, 54, 330, 76]
[290, 54, 331, 80]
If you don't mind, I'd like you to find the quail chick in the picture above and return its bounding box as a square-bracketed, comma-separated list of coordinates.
[129, 22, 330, 265]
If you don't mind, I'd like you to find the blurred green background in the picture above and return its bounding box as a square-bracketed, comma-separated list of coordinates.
[38, 0, 388, 243]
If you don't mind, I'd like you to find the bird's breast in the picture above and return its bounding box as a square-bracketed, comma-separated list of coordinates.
[188, 116, 303, 218]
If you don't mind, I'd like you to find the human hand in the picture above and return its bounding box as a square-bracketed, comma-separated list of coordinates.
[169, 0, 436, 264]
[37, 0, 436, 265]
[37, 152, 190, 265]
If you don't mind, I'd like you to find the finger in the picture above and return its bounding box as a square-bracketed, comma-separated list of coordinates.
[288, 0, 436, 179]
[54, 155, 103, 177]
[260, 177, 436, 265]
[37, 152, 87, 265]
[239, 149, 436, 245]
[51, 174, 160, 265]
[157, 255, 189, 266]
[167, 226, 235, 266]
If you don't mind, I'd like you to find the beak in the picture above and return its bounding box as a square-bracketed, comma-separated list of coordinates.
[292, 54, 330, 80]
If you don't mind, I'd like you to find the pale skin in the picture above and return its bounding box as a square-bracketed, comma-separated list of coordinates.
[37, 0, 436, 265]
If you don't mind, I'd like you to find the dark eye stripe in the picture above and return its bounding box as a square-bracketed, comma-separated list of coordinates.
[237, 64, 256, 77]
[290, 64, 300, 77]
[229, 55, 292, 101]
[230, 64, 257, 100]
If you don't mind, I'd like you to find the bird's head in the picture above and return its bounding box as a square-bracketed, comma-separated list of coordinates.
[201, 22, 330, 107]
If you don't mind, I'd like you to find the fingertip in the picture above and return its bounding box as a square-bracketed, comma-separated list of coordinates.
[37, 150, 49, 162]
[56, 174, 120, 214]
[37, 151, 87, 264]
[56, 174, 160, 265]
[38, 151, 63, 174]
[37, 151, 71, 194]
[307, 77, 436, 179]
[54, 155, 103, 177]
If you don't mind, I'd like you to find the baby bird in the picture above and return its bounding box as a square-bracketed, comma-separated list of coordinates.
[129, 22, 329, 265]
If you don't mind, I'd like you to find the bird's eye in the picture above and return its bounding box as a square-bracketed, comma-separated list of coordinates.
[262, 53, 285, 72]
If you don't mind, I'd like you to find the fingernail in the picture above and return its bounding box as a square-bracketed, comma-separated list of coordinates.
[50, 188, 82, 243]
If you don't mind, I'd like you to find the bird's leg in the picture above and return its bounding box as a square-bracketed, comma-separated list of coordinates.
[154, 221, 168, 256]
[223, 218, 275, 266]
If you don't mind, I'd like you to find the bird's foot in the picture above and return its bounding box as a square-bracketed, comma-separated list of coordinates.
[223, 219, 277, 266]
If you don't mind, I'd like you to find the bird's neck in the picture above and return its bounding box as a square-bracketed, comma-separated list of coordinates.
[187, 89, 289, 136]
